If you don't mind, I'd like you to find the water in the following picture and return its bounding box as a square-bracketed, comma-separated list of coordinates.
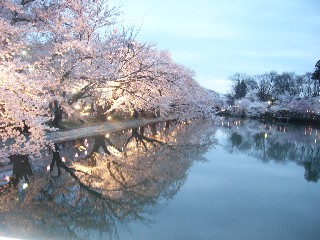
[0, 119, 319, 240]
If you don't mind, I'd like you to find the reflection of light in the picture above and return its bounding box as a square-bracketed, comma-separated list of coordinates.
[4, 175, 10, 182]
[75, 104, 81, 110]
[47, 165, 50, 172]
[105, 133, 110, 138]
[85, 150, 87, 155]
[75, 153, 78, 158]
[22, 183, 28, 189]
[265, 133, 268, 139]
[107, 116, 112, 120]
[315, 139, 317, 144]
[61, 157, 66, 162]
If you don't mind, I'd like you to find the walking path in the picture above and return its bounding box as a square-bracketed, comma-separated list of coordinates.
[0, 117, 176, 174]
[46, 116, 176, 143]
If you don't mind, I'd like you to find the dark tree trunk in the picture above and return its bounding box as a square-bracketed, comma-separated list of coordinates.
[9, 154, 33, 186]
[52, 100, 63, 127]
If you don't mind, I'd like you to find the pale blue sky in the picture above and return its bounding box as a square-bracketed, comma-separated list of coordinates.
[111, 0, 320, 93]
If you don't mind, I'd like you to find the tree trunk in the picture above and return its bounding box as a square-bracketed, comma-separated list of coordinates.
[9, 154, 33, 186]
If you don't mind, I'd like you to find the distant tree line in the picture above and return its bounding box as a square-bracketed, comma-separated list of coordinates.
[227, 60, 320, 105]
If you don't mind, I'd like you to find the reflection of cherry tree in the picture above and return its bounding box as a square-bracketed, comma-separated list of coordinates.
[0, 119, 217, 239]
[221, 118, 320, 182]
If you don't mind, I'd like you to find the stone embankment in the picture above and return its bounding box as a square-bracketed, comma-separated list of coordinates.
[46, 116, 176, 143]
[0, 117, 176, 174]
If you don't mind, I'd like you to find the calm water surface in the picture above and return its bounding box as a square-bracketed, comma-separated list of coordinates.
[0, 119, 319, 240]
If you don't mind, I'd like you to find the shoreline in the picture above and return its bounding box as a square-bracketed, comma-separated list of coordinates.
[46, 116, 178, 143]
[218, 112, 320, 125]
[0, 116, 177, 173]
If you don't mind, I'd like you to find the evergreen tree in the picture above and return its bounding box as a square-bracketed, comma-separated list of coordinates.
[311, 60, 320, 83]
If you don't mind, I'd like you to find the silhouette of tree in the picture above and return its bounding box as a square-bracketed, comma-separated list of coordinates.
[311, 60, 320, 83]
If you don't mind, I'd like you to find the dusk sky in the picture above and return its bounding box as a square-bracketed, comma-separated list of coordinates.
[111, 0, 320, 94]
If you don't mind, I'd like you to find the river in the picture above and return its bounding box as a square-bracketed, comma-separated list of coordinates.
[0, 118, 319, 240]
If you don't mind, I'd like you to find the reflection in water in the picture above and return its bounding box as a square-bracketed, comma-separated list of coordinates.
[220, 118, 320, 182]
[0, 119, 217, 240]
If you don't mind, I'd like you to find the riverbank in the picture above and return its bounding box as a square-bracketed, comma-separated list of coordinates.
[46, 116, 177, 143]
[0, 116, 177, 174]
[217, 111, 320, 125]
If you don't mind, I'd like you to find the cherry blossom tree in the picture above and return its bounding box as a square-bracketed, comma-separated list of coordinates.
[1, 0, 218, 163]
[0, 1, 56, 160]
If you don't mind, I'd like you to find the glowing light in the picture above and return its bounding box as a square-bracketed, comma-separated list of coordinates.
[61, 157, 66, 163]
[75, 153, 79, 158]
[85, 150, 87, 155]
[84, 138, 88, 143]
[29, 65, 35, 72]
[22, 183, 28, 189]
[21, 50, 27, 55]
[107, 116, 112, 120]
[47, 165, 51, 172]
[105, 133, 110, 138]
[265, 133, 268, 139]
